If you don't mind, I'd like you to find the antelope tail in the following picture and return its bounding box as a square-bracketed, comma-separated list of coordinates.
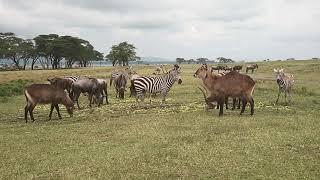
[24, 90, 34, 105]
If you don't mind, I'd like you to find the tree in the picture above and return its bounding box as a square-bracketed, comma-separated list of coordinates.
[0, 32, 26, 69]
[20, 39, 38, 70]
[176, 57, 185, 64]
[217, 57, 235, 63]
[34, 34, 59, 69]
[106, 41, 139, 66]
[187, 59, 195, 64]
[196, 57, 208, 64]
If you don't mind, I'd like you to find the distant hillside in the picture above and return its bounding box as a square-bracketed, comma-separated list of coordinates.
[140, 57, 174, 62]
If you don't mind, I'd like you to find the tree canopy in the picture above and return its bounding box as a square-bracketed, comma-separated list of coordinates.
[106, 41, 139, 66]
[0, 32, 103, 70]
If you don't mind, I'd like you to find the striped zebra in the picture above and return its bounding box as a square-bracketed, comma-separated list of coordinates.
[132, 69, 182, 106]
[63, 76, 80, 83]
[274, 68, 294, 104]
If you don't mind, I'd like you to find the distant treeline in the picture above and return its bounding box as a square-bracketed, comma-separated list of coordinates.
[0, 32, 139, 70]
[176, 57, 235, 64]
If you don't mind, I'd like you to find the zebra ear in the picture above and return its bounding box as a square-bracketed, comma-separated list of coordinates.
[279, 69, 284, 72]
[273, 69, 278, 73]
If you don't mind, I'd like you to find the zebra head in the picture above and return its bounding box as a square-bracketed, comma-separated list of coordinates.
[274, 68, 285, 87]
[170, 69, 182, 84]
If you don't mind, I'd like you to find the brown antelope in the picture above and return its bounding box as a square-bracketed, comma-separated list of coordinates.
[24, 84, 74, 123]
[47, 77, 74, 98]
[246, 64, 258, 73]
[194, 64, 255, 116]
[273, 68, 294, 104]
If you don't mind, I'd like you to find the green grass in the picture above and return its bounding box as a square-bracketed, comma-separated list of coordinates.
[0, 60, 320, 179]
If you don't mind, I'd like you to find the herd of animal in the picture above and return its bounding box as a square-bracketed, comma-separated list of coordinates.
[23, 63, 294, 122]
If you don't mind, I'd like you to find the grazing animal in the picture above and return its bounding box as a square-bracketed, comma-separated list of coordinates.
[47, 77, 74, 98]
[110, 71, 129, 86]
[194, 64, 255, 116]
[212, 65, 224, 73]
[129, 74, 141, 97]
[24, 84, 74, 123]
[202, 72, 241, 110]
[223, 65, 233, 71]
[97, 79, 109, 104]
[133, 68, 182, 106]
[114, 74, 127, 99]
[246, 64, 258, 73]
[232, 65, 243, 72]
[71, 77, 102, 109]
[274, 68, 294, 104]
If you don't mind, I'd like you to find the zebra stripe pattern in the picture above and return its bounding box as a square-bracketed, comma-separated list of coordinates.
[133, 69, 181, 105]
[64, 76, 80, 83]
[274, 68, 294, 103]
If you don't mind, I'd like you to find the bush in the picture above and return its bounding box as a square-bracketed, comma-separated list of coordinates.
[0, 79, 34, 97]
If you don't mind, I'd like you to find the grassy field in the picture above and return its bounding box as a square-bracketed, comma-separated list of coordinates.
[0, 60, 320, 179]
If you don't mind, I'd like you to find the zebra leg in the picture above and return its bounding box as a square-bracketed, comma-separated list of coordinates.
[284, 90, 287, 104]
[160, 91, 167, 107]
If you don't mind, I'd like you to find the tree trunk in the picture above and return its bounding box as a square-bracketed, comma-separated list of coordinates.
[31, 57, 38, 70]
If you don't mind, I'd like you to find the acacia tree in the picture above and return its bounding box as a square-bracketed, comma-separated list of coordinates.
[34, 34, 59, 69]
[0, 32, 25, 68]
[176, 58, 185, 64]
[106, 41, 139, 66]
[217, 57, 235, 63]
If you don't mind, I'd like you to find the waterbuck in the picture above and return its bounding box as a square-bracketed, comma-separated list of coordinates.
[194, 64, 255, 116]
[47, 77, 74, 98]
[24, 84, 74, 123]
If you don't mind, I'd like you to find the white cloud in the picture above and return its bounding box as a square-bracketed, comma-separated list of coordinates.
[0, 0, 319, 60]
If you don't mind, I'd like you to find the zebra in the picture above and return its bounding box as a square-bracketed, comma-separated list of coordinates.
[132, 69, 182, 106]
[64, 76, 80, 83]
[274, 68, 294, 104]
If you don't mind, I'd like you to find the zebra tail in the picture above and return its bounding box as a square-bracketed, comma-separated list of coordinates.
[130, 80, 137, 95]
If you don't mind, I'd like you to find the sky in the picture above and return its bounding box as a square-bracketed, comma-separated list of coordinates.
[0, 0, 319, 61]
